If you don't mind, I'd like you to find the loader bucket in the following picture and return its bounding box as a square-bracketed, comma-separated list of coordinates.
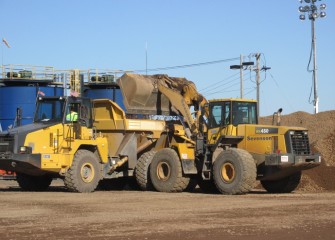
[117, 73, 171, 115]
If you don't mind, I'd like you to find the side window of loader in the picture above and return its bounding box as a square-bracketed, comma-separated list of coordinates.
[210, 104, 222, 128]
[224, 102, 231, 125]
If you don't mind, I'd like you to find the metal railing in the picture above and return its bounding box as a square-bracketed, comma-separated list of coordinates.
[1, 64, 55, 81]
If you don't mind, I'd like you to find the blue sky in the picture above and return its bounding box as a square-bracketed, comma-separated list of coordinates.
[1, 0, 334, 116]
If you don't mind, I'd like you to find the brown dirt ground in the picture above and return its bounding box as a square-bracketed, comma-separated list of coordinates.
[0, 180, 335, 240]
[259, 110, 335, 192]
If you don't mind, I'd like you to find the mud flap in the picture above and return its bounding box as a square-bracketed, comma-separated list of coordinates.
[181, 159, 197, 174]
[115, 133, 137, 169]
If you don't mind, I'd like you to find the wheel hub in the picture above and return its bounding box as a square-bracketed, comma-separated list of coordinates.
[221, 162, 235, 183]
[81, 163, 95, 183]
[157, 161, 171, 181]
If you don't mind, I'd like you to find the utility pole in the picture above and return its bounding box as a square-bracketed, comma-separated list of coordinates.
[230, 55, 254, 99]
[255, 53, 261, 117]
[239, 55, 243, 98]
[311, 18, 319, 114]
[298, 0, 327, 114]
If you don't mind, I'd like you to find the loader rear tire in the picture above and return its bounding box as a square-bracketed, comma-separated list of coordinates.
[150, 148, 190, 193]
[64, 149, 101, 193]
[135, 150, 156, 191]
[213, 148, 256, 195]
[16, 173, 52, 191]
[261, 171, 302, 193]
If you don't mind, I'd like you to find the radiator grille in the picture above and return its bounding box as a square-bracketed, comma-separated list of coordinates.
[289, 131, 310, 155]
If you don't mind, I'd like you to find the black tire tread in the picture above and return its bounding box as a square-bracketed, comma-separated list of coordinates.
[150, 148, 190, 193]
[261, 171, 302, 193]
[16, 173, 52, 192]
[64, 149, 101, 193]
[135, 150, 156, 191]
[213, 148, 256, 195]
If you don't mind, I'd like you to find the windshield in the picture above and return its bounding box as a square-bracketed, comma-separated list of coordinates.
[34, 98, 65, 123]
[209, 100, 257, 128]
[232, 101, 257, 125]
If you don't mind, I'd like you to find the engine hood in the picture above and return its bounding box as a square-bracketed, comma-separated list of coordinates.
[0, 122, 59, 154]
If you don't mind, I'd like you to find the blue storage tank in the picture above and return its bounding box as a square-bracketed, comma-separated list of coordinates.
[83, 88, 125, 110]
[0, 86, 63, 131]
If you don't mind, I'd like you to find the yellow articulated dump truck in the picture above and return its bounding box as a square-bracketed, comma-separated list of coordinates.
[0, 95, 165, 192]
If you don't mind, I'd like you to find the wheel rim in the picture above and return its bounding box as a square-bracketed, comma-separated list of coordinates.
[220, 162, 235, 183]
[156, 161, 171, 181]
[81, 162, 95, 183]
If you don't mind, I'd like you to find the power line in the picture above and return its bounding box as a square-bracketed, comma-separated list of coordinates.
[133, 57, 240, 73]
[201, 74, 241, 94]
[199, 72, 240, 92]
[203, 73, 257, 97]
[205, 81, 241, 96]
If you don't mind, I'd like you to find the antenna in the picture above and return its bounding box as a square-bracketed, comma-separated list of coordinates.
[145, 41, 148, 76]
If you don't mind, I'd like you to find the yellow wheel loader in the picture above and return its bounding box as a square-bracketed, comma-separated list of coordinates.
[118, 73, 321, 194]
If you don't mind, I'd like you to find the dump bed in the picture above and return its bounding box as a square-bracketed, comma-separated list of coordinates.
[93, 98, 165, 135]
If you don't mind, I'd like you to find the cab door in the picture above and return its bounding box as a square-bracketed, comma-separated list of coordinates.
[207, 101, 236, 144]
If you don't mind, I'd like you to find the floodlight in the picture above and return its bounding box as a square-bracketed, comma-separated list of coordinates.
[242, 62, 254, 66]
[304, 6, 310, 11]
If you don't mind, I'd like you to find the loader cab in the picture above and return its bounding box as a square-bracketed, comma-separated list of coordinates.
[206, 99, 258, 144]
[208, 99, 258, 128]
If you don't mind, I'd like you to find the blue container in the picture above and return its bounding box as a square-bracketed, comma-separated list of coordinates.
[0, 86, 63, 131]
[83, 88, 125, 111]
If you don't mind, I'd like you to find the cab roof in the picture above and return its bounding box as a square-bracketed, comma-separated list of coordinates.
[208, 98, 257, 103]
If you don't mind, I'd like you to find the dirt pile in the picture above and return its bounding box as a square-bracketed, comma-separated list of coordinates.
[260, 110, 335, 192]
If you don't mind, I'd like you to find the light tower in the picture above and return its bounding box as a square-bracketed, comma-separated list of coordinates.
[298, 0, 327, 114]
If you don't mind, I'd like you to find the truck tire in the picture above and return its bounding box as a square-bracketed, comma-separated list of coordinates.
[135, 150, 156, 191]
[150, 148, 190, 193]
[16, 173, 52, 191]
[213, 148, 256, 195]
[261, 171, 302, 193]
[64, 149, 101, 193]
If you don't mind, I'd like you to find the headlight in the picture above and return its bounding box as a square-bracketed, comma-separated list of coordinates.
[19, 146, 32, 154]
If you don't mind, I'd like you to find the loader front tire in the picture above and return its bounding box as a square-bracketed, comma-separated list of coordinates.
[213, 148, 256, 195]
[261, 171, 302, 193]
[64, 149, 101, 193]
[150, 148, 190, 193]
[16, 173, 52, 191]
[135, 150, 156, 191]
